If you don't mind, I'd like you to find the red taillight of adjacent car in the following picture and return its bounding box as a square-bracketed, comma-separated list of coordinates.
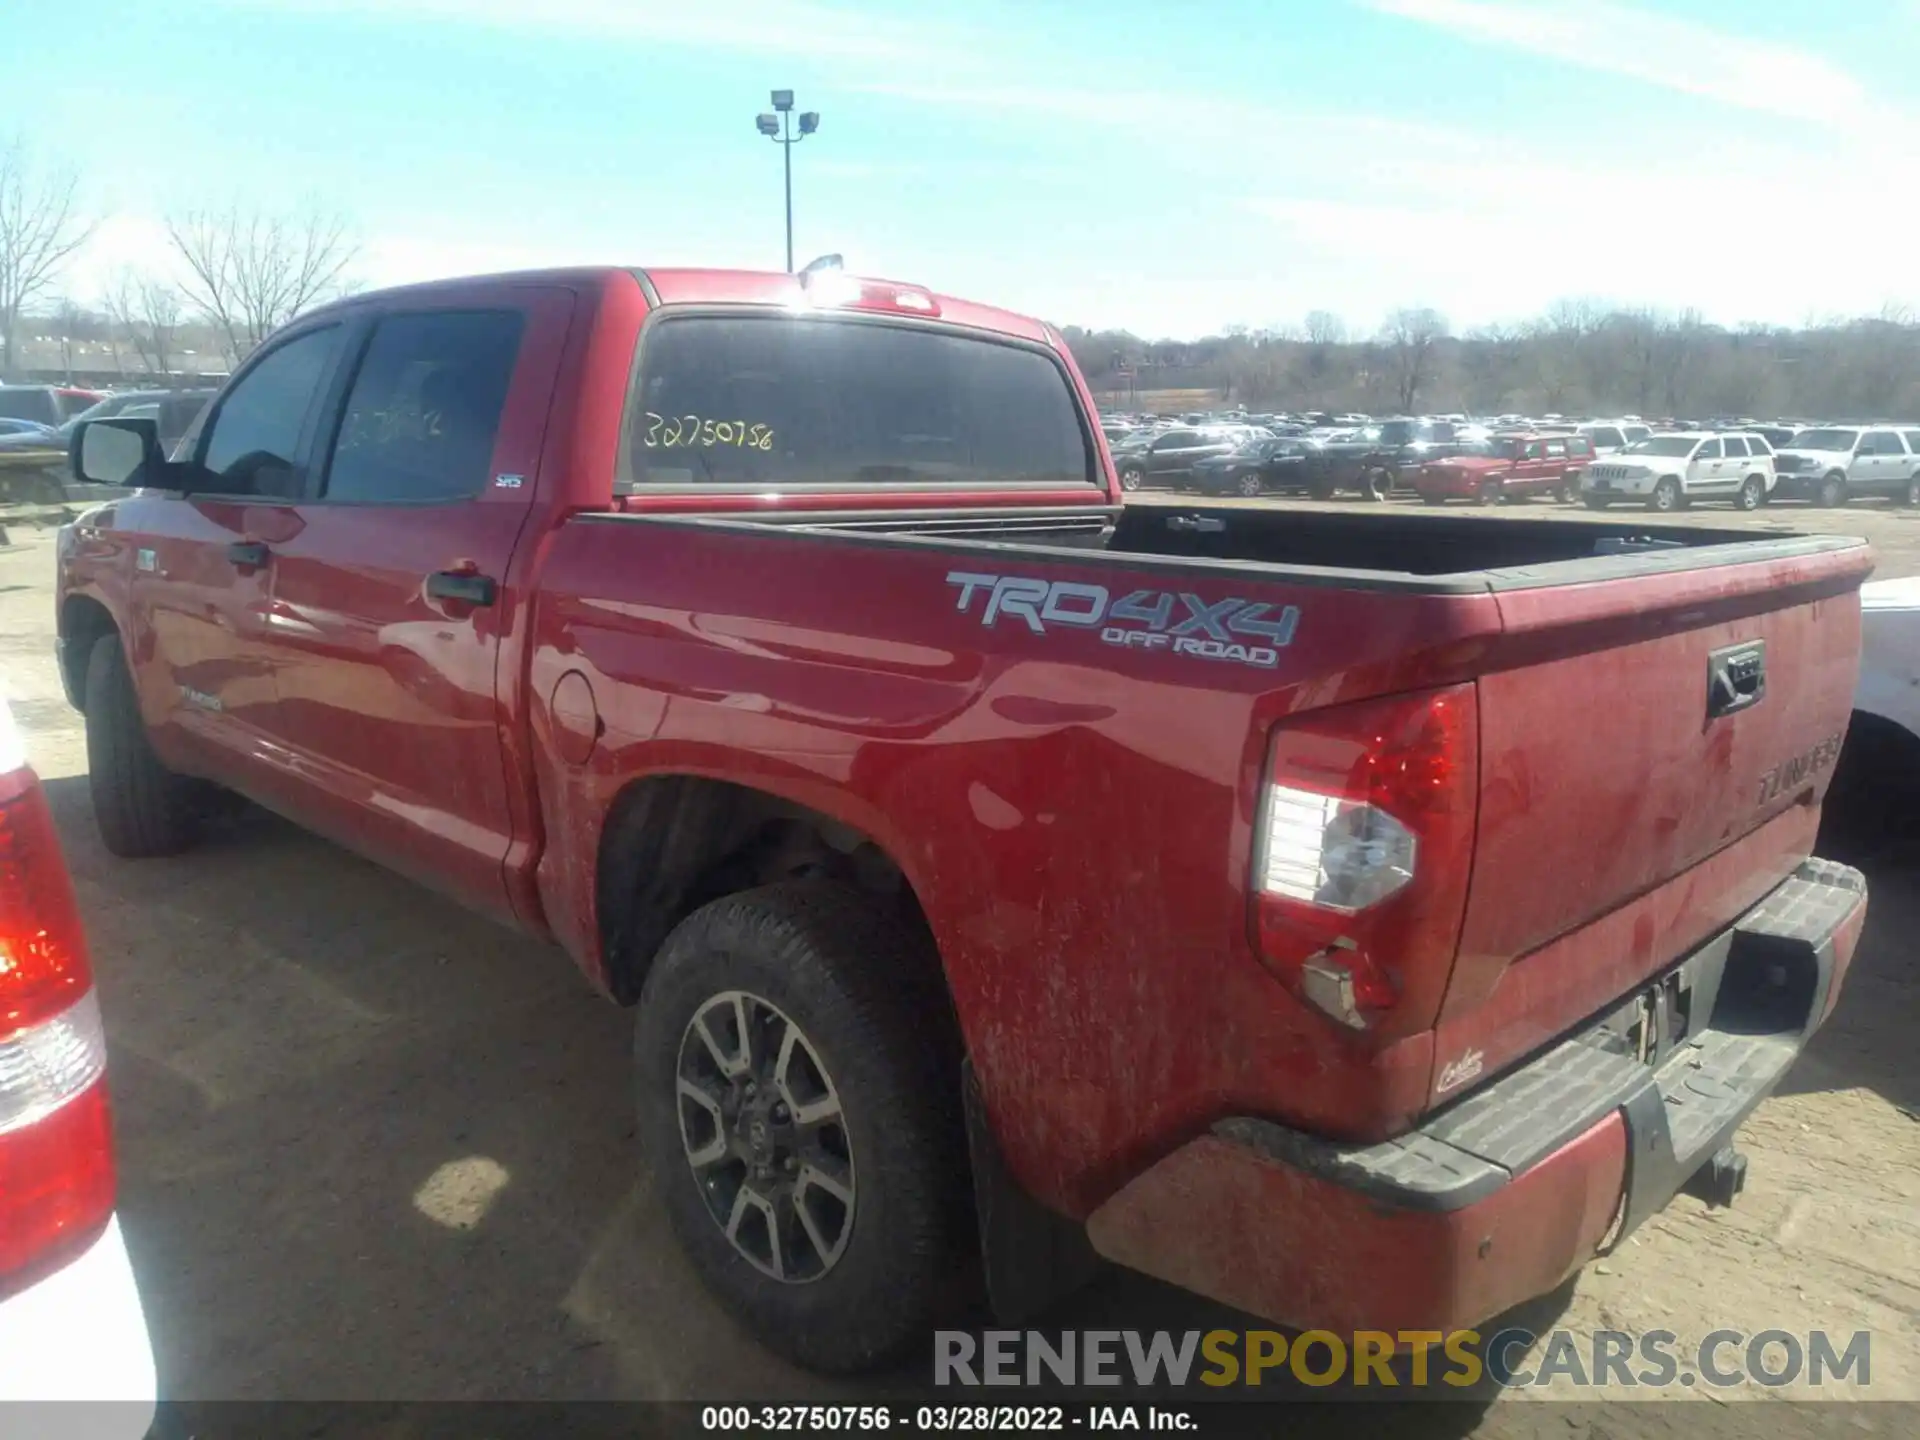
[0, 726, 115, 1295]
[1250, 684, 1478, 1039]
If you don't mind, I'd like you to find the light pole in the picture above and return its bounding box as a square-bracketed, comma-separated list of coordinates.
[756, 89, 819, 273]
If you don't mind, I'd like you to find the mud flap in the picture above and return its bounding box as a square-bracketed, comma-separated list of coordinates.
[962, 1061, 1103, 1324]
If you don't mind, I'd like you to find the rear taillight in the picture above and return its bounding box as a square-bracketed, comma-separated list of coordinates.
[0, 708, 115, 1294]
[1251, 684, 1478, 1036]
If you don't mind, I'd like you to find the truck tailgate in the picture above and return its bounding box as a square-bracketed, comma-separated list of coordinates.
[1435, 542, 1872, 1090]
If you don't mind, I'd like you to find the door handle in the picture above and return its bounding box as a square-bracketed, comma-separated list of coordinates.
[228, 541, 269, 568]
[426, 570, 498, 606]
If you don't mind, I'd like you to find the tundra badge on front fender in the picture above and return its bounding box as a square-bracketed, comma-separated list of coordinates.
[946, 571, 1299, 670]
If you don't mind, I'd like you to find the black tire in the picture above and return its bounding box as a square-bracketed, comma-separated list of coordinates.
[1560, 479, 1580, 503]
[1819, 472, 1847, 508]
[1476, 478, 1501, 506]
[1119, 466, 1145, 492]
[635, 881, 968, 1374]
[83, 633, 202, 857]
[1363, 466, 1391, 502]
[1737, 474, 1766, 511]
[1306, 475, 1337, 502]
[1649, 477, 1683, 512]
[1905, 474, 1920, 508]
[1235, 471, 1263, 497]
[1420, 491, 1446, 506]
[1584, 495, 1613, 510]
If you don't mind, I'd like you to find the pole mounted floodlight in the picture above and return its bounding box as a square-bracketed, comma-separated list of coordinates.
[756, 89, 820, 273]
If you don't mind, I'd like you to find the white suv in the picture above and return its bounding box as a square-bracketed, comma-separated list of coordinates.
[1577, 420, 1653, 455]
[1584, 431, 1776, 512]
[1771, 426, 1920, 507]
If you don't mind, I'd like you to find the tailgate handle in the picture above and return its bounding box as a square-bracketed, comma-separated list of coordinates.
[1707, 641, 1766, 720]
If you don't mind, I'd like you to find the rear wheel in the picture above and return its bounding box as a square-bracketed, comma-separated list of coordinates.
[1584, 495, 1613, 510]
[1818, 472, 1847, 508]
[1649, 477, 1683, 512]
[1561, 474, 1582, 503]
[1306, 474, 1337, 502]
[1905, 474, 1920, 508]
[1363, 466, 1392, 502]
[1420, 491, 1446, 506]
[636, 882, 969, 1374]
[1736, 474, 1766, 511]
[83, 632, 204, 857]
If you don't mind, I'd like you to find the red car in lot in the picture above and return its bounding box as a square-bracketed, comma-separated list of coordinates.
[1414, 432, 1594, 505]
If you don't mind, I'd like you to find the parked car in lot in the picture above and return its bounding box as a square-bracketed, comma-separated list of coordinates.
[58, 263, 1873, 1375]
[1585, 431, 1776, 511]
[0, 386, 104, 428]
[1113, 425, 1254, 491]
[1414, 432, 1593, 505]
[1188, 435, 1332, 497]
[1819, 574, 1920, 856]
[0, 418, 64, 453]
[1577, 421, 1652, 455]
[1316, 416, 1476, 499]
[0, 698, 156, 1426]
[1771, 426, 1920, 507]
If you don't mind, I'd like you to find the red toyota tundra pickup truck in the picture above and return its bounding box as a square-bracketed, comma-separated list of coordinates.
[55, 265, 1870, 1373]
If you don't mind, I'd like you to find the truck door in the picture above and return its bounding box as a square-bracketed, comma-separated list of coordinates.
[256, 287, 574, 920]
[125, 323, 349, 781]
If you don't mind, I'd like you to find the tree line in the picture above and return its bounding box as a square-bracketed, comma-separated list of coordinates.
[0, 135, 355, 380]
[7, 130, 1918, 419]
[1065, 299, 1920, 423]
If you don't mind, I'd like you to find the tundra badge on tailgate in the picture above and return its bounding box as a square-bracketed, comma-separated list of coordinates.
[946, 571, 1298, 670]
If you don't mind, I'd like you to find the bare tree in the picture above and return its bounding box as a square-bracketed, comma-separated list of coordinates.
[1303, 310, 1347, 348]
[167, 204, 356, 362]
[0, 138, 95, 378]
[1378, 307, 1448, 412]
[105, 269, 186, 376]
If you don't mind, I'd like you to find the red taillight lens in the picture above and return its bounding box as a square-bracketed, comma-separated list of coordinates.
[1251, 684, 1478, 1037]
[0, 746, 115, 1296]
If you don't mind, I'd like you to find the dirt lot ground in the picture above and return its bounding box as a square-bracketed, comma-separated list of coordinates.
[2, 494, 1917, 1436]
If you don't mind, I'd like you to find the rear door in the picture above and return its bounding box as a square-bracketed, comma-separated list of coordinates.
[1863, 430, 1904, 491]
[126, 323, 349, 780]
[255, 287, 574, 920]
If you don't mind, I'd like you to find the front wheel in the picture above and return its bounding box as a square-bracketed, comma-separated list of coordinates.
[1649, 477, 1683, 512]
[1363, 466, 1392, 502]
[1119, 466, 1145, 492]
[1476, 479, 1501, 506]
[1736, 475, 1766, 511]
[636, 882, 968, 1374]
[1818, 473, 1847, 508]
[1235, 472, 1263, 497]
[84, 633, 204, 857]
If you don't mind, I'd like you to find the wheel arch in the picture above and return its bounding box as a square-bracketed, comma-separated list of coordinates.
[58, 593, 122, 714]
[593, 771, 945, 1012]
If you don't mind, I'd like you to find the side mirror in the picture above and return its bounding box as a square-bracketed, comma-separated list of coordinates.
[71, 417, 176, 489]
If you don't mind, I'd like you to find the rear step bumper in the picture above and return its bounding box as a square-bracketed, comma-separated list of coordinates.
[1085, 858, 1867, 1336]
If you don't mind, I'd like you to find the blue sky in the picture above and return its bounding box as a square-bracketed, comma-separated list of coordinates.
[12, 0, 1920, 337]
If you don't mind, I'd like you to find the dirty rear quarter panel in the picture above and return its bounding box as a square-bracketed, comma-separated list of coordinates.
[527, 516, 1505, 1214]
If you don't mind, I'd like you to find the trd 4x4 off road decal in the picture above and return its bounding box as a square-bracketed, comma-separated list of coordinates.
[945, 571, 1299, 670]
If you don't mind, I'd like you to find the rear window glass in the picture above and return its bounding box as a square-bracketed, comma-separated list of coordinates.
[623, 315, 1092, 490]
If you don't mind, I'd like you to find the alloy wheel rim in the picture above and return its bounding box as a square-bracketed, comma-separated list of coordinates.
[676, 990, 855, 1284]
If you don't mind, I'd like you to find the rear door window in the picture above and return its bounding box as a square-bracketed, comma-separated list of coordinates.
[1723, 436, 1750, 457]
[623, 315, 1092, 490]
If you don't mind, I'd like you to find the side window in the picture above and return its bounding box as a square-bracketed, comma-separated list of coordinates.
[198, 326, 344, 496]
[1427, 422, 1455, 441]
[1903, 431, 1920, 454]
[1723, 436, 1750, 457]
[1693, 439, 1722, 460]
[1869, 431, 1903, 456]
[1544, 439, 1567, 459]
[1524, 441, 1546, 460]
[1569, 437, 1593, 457]
[322, 310, 525, 503]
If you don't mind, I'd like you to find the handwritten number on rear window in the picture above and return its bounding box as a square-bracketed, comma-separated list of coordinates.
[643, 412, 775, 451]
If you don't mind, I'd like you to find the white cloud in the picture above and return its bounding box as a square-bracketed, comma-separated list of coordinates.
[1365, 0, 1885, 129]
